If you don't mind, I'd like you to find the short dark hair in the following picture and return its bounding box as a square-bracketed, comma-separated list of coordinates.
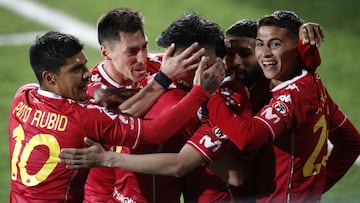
[97, 8, 144, 45]
[156, 12, 226, 58]
[258, 10, 304, 39]
[29, 31, 84, 84]
[226, 19, 257, 39]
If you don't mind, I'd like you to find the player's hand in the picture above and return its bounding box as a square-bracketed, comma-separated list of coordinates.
[160, 42, 205, 82]
[299, 22, 325, 47]
[194, 56, 226, 95]
[93, 86, 140, 112]
[58, 137, 110, 169]
[219, 87, 242, 114]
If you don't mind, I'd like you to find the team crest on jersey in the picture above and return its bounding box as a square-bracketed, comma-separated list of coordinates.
[213, 127, 228, 139]
[273, 101, 288, 115]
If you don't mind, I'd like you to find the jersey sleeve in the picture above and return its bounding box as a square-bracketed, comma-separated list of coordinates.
[86, 85, 209, 149]
[298, 39, 321, 72]
[138, 85, 209, 146]
[323, 95, 360, 192]
[83, 105, 142, 149]
[207, 94, 277, 151]
[186, 121, 233, 164]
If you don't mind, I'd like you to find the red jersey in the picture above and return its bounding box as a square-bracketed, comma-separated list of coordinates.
[8, 83, 207, 202]
[187, 79, 252, 163]
[113, 86, 230, 203]
[207, 70, 354, 202]
[85, 55, 161, 203]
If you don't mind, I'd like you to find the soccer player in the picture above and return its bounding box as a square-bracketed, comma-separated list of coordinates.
[59, 16, 324, 202]
[59, 12, 360, 202]
[112, 13, 231, 203]
[8, 31, 225, 202]
[84, 8, 162, 202]
[206, 11, 360, 202]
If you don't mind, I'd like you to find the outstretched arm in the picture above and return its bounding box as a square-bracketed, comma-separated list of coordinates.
[59, 137, 205, 177]
[60, 136, 246, 185]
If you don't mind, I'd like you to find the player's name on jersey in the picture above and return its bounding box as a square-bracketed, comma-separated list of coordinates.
[13, 101, 68, 131]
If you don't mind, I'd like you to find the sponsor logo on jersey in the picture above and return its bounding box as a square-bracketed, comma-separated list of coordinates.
[91, 73, 102, 83]
[113, 188, 138, 203]
[278, 94, 292, 103]
[200, 135, 222, 152]
[119, 115, 129, 124]
[261, 107, 280, 123]
[273, 101, 288, 115]
[285, 84, 299, 92]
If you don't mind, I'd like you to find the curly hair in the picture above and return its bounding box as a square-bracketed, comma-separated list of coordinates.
[156, 12, 225, 58]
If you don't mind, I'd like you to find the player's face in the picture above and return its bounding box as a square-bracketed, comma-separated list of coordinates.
[224, 36, 261, 87]
[53, 51, 91, 101]
[102, 30, 148, 84]
[255, 26, 298, 84]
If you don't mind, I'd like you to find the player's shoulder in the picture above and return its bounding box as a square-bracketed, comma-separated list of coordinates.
[273, 70, 315, 95]
[14, 83, 39, 97]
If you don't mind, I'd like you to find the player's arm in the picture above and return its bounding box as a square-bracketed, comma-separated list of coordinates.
[119, 42, 206, 117]
[324, 119, 360, 193]
[207, 153, 247, 186]
[59, 137, 205, 177]
[206, 94, 272, 151]
[139, 57, 225, 144]
[298, 22, 324, 71]
[323, 98, 360, 193]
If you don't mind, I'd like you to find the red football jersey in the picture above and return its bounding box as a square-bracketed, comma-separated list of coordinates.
[9, 82, 207, 202]
[84, 55, 161, 202]
[207, 70, 351, 202]
[113, 86, 230, 203]
[187, 79, 252, 163]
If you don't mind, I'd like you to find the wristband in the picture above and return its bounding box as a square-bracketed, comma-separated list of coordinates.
[154, 71, 172, 89]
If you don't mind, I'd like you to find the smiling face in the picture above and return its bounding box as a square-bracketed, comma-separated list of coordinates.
[101, 30, 148, 85]
[49, 51, 91, 101]
[255, 26, 300, 85]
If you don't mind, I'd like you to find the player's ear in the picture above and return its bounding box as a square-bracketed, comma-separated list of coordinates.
[100, 45, 110, 60]
[42, 71, 56, 85]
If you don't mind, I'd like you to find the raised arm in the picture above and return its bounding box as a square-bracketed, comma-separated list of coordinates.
[138, 56, 225, 144]
[298, 22, 324, 71]
[119, 42, 206, 117]
[299, 22, 324, 47]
